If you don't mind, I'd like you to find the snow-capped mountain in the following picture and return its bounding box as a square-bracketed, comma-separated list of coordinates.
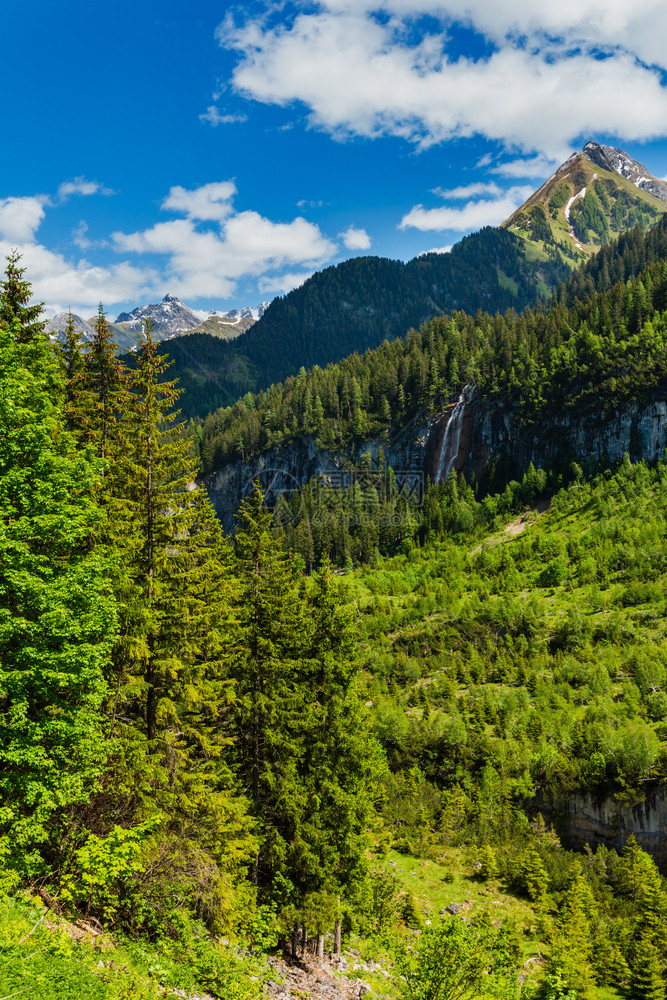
[581, 141, 667, 203]
[115, 294, 271, 337]
[45, 312, 97, 342]
[115, 294, 204, 336]
[191, 302, 271, 325]
[503, 139, 667, 260]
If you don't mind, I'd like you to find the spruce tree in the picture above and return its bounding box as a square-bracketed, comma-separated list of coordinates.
[0, 249, 45, 341]
[228, 488, 311, 889]
[84, 303, 127, 459]
[0, 314, 116, 875]
[630, 930, 666, 1000]
[110, 323, 230, 743]
[100, 322, 254, 928]
[55, 310, 86, 435]
[297, 560, 381, 902]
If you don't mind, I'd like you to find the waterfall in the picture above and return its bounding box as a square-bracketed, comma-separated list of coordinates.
[435, 385, 473, 484]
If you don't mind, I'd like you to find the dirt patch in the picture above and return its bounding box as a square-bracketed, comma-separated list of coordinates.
[471, 499, 550, 555]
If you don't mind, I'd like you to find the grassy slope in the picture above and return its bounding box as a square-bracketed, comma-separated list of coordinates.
[503, 157, 667, 265]
[349, 457, 667, 802]
[0, 892, 266, 1000]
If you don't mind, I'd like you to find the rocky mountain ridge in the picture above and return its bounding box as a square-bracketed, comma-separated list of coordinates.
[581, 140, 667, 202]
[115, 293, 269, 337]
[503, 139, 667, 261]
[44, 312, 96, 342]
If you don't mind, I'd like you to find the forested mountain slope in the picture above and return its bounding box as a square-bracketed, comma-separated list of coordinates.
[199, 217, 667, 496]
[155, 144, 667, 422]
[155, 226, 568, 418]
[7, 251, 667, 1000]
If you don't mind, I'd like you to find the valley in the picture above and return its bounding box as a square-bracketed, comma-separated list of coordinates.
[5, 140, 667, 1000]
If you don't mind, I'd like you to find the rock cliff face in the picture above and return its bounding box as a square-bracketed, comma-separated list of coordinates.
[535, 787, 667, 871]
[205, 414, 434, 532]
[205, 389, 667, 529]
[457, 391, 667, 483]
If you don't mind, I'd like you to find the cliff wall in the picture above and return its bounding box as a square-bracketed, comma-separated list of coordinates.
[535, 786, 667, 870]
[205, 389, 667, 529]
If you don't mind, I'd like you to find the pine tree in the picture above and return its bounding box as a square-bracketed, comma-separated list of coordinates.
[100, 322, 255, 929]
[84, 304, 127, 459]
[228, 488, 311, 889]
[521, 847, 550, 902]
[111, 323, 229, 743]
[297, 561, 382, 900]
[547, 861, 597, 998]
[0, 313, 117, 875]
[0, 249, 45, 341]
[55, 310, 86, 434]
[629, 930, 666, 1000]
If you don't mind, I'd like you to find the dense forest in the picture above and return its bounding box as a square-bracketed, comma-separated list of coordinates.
[6, 225, 667, 1000]
[150, 227, 570, 419]
[197, 219, 667, 492]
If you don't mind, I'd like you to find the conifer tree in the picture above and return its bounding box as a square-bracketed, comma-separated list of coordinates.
[297, 561, 382, 899]
[111, 323, 229, 743]
[0, 249, 45, 341]
[55, 310, 86, 434]
[630, 930, 666, 1000]
[100, 322, 255, 928]
[228, 489, 311, 888]
[0, 313, 116, 874]
[84, 304, 127, 459]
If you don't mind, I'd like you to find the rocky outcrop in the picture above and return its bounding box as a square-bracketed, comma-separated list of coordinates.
[457, 391, 667, 483]
[266, 955, 377, 1000]
[204, 389, 667, 529]
[535, 786, 667, 871]
[205, 415, 433, 532]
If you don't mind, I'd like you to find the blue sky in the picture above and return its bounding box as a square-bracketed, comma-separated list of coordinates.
[5, 0, 667, 319]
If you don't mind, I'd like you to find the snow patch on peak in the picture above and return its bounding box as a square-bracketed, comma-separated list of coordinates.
[45, 312, 97, 343]
[582, 141, 667, 204]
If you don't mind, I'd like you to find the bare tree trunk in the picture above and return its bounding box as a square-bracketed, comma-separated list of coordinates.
[300, 924, 307, 960]
[291, 927, 299, 960]
[317, 934, 324, 960]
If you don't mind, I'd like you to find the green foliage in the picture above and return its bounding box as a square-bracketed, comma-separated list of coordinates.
[155, 227, 565, 420]
[0, 314, 116, 874]
[397, 916, 519, 1000]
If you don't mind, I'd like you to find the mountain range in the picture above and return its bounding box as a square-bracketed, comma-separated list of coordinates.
[45, 294, 270, 351]
[153, 139, 667, 421]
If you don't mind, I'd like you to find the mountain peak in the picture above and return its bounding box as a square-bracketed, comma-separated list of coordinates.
[580, 141, 667, 202]
[502, 140, 667, 260]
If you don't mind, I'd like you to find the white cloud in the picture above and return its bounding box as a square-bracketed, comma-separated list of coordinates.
[419, 244, 453, 255]
[58, 177, 115, 200]
[0, 237, 157, 319]
[112, 183, 336, 300]
[340, 225, 371, 249]
[279, 0, 667, 71]
[494, 155, 559, 178]
[162, 181, 238, 222]
[217, 3, 667, 158]
[400, 184, 532, 231]
[72, 220, 91, 249]
[258, 270, 314, 294]
[432, 181, 503, 199]
[0, 196, 47, 243]
[199, 106, 248, 126]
